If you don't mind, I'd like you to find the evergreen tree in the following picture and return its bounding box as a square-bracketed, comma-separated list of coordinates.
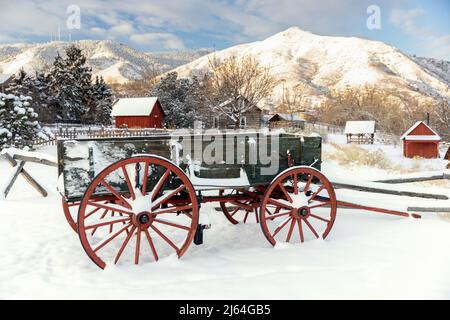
[48, 45, 93, 122]
[92, 76, 114, 125]
[5, 69, 34, 97]
[150, 72, 203, 128]
[0, 93, 48, 149]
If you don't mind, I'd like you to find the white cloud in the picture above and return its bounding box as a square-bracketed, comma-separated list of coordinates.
[390, 8, 450, 60]
[130, 33, 185, 50]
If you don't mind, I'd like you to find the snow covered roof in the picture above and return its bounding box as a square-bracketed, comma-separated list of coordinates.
[0, 74, 13, 85]
[111, 97, 160, 116]
[269, 113, 306, 122]
[344, 121, 376, 134]
[400, 121, 441, 140]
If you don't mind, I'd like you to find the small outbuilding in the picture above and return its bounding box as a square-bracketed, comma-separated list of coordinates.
[400, 121, 441, 159]
[344, 121, 376, 144]
[268, 113, 306, 129]
[111, 97, 165, 129]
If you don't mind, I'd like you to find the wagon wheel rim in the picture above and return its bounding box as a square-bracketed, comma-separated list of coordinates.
[77, 156, 199, 269]
[259, 166, 337, 246]
[219, 189, 260, 224]
[62, 197, 79, 233]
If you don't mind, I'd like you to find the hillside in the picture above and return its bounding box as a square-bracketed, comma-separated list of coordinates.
[170, 27, 450, 109]
[0, 40, 209, 84]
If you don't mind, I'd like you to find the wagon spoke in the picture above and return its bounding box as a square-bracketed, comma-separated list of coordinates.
[141, 161, 150, 195]
[230, 200, 253, 211]
[135, 229, 141, 264]
[85, 217, 131, 230]
[152, 184, 186, 209]
[152, 204, 193, 216]
[286, 219, 296, 242]
[267, 198, 292, 210]
[114, 225, 136, 264]
[87, 201, 134, 216]
[264, 211, 290, 220]
[293, 174, 299, 195]
[278, 183, 293, 202]
[100, 179, 132, 209]
[272, 217, 292, 238]
[144, 229, 159, 261]
[150, 225, 179, 253]
[254, 208, 259, 223]
[93, 223, 132, 253]
[303, 218, 319, 238]
[91, 209, 109, 235]
[243, 210, 250, 223]
[85, 206, 102, 219]
[151, 169, 171, 201]
[303, 175, 313, 194]
[153, 218, 191, 231]
[309, 201, 330, 209]
[297, 220, 304, 243]
[309, 213, 330, 223]
[121, 165, 136, 200]
[308, 185, 325, 203]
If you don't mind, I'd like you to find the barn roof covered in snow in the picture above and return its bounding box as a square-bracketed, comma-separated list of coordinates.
[344, 121, 376, 134]
[400, 121, 441, 141]
[111, 97, 161, 116]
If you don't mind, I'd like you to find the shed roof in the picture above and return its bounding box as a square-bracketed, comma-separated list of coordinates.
[111, 97, 160, 116]
[400, 121, 441, 140]
[344, 121, 376, 134]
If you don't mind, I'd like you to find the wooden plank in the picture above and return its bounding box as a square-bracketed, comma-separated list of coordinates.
[408, 207, 450, 213]
[3, 161, 26, 198]
[12, 154, 58, 167]
[374, 175, 445, 184]
[2, 153, 48, 198]
[331, 181, 448, 200]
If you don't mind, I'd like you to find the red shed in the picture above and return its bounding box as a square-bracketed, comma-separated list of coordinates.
[111, 97, 165, 129]
[400, 121, 441, 158]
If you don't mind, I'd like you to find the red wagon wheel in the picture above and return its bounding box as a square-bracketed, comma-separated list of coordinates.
[260, 166, 337, 246]
[219, 189, 260, 224]
[77, 155, 199, 269]
[62, 197, 79, 233]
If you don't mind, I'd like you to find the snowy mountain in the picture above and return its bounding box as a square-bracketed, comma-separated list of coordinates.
[170, 27, 450, 109]
[0, 40, 209, 84]
[412, 56, 450, 86]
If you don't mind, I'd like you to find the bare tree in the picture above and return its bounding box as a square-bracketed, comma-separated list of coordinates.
[207, 55, 277, 127]
[279, 82, 307, 119]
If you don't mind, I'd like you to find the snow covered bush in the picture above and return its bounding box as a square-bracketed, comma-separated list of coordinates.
[0, 93, 49, 150]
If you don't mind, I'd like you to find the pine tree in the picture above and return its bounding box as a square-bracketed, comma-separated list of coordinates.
[5, 69, 34, 97]
[0, 93, 48, 150]
[150, 72, 203, 129]
[48, 46, 93, 122]
[92, 76, 114, 125]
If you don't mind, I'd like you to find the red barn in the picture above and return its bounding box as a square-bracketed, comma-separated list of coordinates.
[400, 121, 441, 158]
[111, 97, 165, 129]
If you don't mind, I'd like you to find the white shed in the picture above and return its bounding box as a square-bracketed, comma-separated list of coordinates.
[344, 121, 376, 144]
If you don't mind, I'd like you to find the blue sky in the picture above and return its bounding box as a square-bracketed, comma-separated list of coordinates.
[0, 0, 448, 59]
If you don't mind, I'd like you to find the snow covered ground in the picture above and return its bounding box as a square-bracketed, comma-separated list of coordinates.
[0, 139, 449, 300]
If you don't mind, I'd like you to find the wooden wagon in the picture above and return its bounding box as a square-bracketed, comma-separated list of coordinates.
[57, 131, 420, 269]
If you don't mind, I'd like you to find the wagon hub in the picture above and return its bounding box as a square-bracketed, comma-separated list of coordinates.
[297, 207, 310, 218]
[136, 211, 152, 227]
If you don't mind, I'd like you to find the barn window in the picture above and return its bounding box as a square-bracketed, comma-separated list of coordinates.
[239, 116, 247, 128]
[213, 116, 220, 128]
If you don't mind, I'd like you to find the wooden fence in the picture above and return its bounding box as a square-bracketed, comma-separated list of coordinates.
[33, 127, 170, 146]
